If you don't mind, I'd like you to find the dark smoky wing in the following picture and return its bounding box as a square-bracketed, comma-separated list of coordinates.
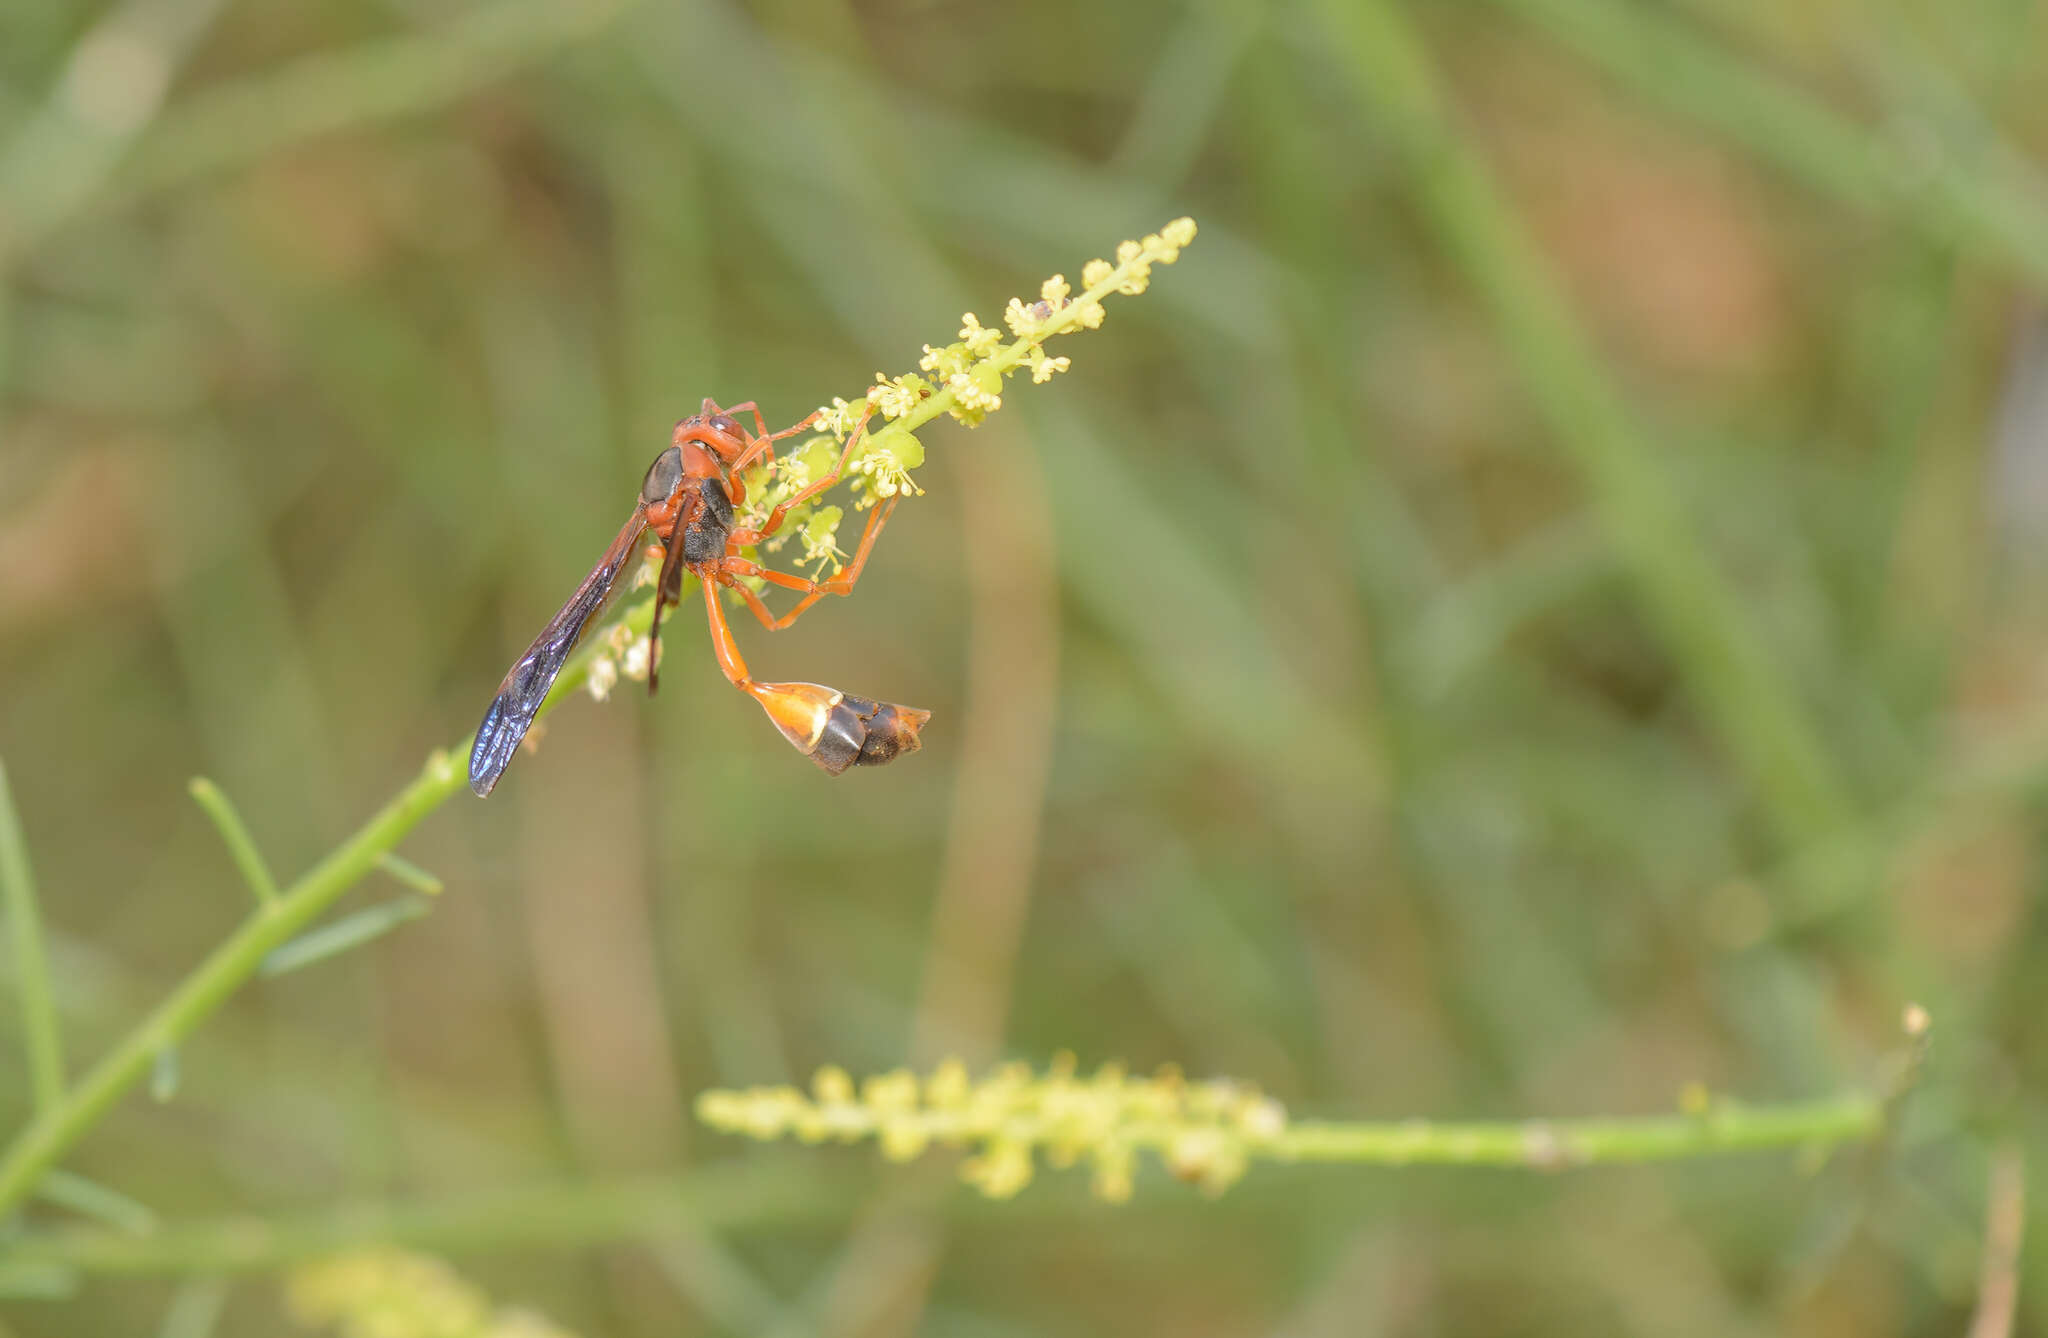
[468, 567, 622, 795]
[468, 511, 646, 797]
[468, 688, 536, 798]
[467, 624, 582, 797]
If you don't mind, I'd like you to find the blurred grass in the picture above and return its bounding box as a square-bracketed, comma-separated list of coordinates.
[3, 0, 2048, 1335]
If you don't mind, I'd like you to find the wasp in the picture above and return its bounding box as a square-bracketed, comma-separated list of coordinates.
[468, 400, 926, 797]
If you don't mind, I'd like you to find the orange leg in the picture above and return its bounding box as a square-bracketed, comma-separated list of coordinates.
[728, 409, 873, 549]
[726, 405, 822, 484]
[699, 572, 757, 689]
[719, 572, 784, 635]
[718, 496, 898, 631]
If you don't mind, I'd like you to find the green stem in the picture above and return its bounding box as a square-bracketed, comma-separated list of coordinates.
[375, 853, 444, 897]
[0, 758, 65, 1117]
[0, 600, 651, 1219]
[258, 895, 433, 978]
[4, 1162, 853, 1278]
[1270, 1094, 1880, 1165]
[186, 779, 279, 908]
[0, 755, 454, 1217]
[714, 1092, 1882, 1169]
[34, 1169, 157, 1236]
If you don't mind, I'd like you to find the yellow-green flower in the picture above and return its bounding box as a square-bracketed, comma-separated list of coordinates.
[957, 311, 1004, 357]
[845, 429, 925, 507]
[287, 1248, 580, 1338]
[698, 1052, 1281, 1202]
[820, 216, 1197, 445]
[799, 505, 847, 575]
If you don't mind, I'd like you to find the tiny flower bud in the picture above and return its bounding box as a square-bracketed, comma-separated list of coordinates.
[814, 1066, 855, 1104]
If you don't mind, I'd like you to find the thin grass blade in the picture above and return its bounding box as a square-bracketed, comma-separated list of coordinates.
[36, 1168, 157, 1235]
[375, 852, 444, 897]
[259, 896, 433, 978]
[188, 778, 279, 908]
[0, 758, 65, 1115]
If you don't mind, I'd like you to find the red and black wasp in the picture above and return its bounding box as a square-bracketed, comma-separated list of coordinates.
[468, 399, 927, 797]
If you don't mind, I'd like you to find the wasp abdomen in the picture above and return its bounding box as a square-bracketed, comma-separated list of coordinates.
[746, 681, 930, 775]
[814, 694, 928, 774]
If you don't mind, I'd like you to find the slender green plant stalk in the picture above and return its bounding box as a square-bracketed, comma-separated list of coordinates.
[33, 1169, 157, 1236]
[257, 896, 435, 978]
[1270, 1099, 1880, 1164]
[0, 599, 622, 1218]
[0, 737, 460, 1217]
[0, 758, 65, 1118]
[0, 591, 645, 1220]
[374, 854, 444, 897]
[4, 1161, 851, 1279]
[186, 779, 279, 909]
[698, 1058, 1890, 1202]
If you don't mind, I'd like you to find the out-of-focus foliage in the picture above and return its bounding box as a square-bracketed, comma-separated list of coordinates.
[3, 0, 2048, 1334]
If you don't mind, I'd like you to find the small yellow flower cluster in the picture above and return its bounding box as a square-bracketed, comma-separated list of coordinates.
[731, 218, 1198, 576]
[912, 216, 1195, 432]
[696, 1050, 1286, 1202]
[866, 371, 929, 421]
[286, 1248, 579, 1338]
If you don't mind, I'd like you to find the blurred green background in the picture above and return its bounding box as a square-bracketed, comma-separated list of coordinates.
[5, 0, 2048, 1333]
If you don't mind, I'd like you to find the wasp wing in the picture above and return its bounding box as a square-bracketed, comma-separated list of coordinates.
[468, 508, 648, 797]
